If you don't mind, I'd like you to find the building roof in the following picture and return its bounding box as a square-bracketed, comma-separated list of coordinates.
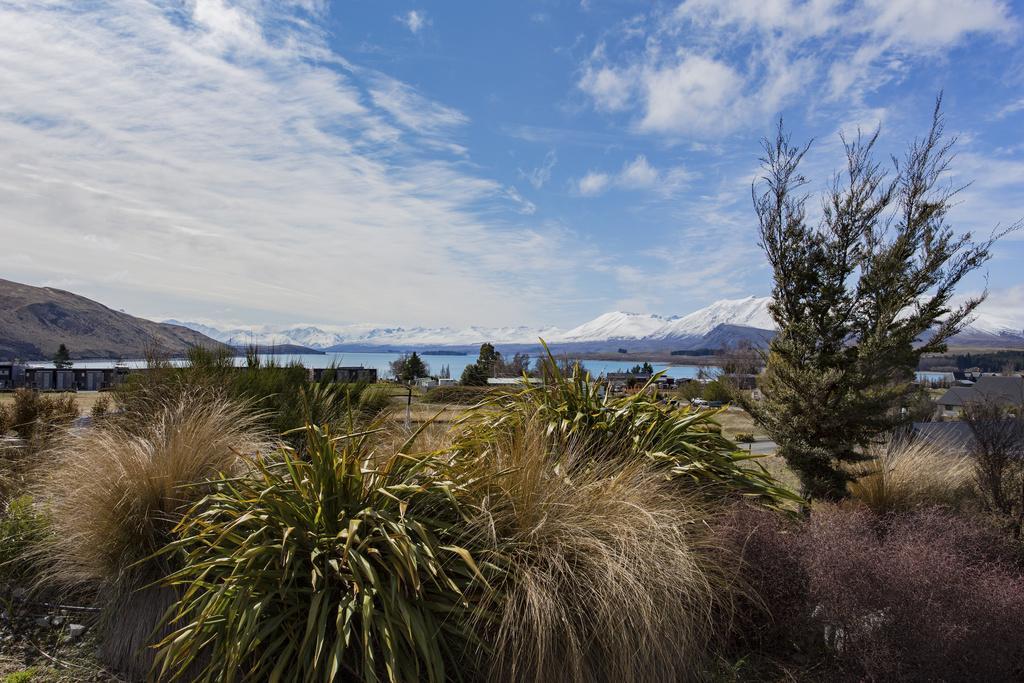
[911, 421, 977, 452]
[936, 375, 1024, 407]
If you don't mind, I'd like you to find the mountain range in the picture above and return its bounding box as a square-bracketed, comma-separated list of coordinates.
[3, 275, 1020, 362]
[167, 296, 1024, 353]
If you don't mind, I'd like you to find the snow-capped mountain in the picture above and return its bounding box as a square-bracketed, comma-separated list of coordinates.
[648, 296, 773, 339]
[560, 311, 674, 342]
[165, 294, 1024, 352]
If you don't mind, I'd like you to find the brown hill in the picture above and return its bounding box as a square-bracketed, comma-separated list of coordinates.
[0, 278, 223, 360]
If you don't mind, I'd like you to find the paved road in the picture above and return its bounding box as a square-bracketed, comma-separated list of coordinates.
[739, 439, 777, 455]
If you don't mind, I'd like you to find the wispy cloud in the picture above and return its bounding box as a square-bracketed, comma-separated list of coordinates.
[396, 9, 429, 34]
[520, 150, 558, 189]
[0, 0, 588, 326]
[577, 0, 1017, 136]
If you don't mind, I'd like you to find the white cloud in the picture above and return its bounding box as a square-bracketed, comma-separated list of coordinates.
[397, 10, 428, 34]
[578, 62, 635, 112]
[578, 0, 1017, 135]
[0, 1, 588, 326]
[617, 155, 659, 188]
[995, 97, 1024, 119]
[520, 150, 558, 189]
[575, 155, 696, 196]
[577, 171, 612, 195]
[368, 75, 469, 136]
[638, 54, 746, 134]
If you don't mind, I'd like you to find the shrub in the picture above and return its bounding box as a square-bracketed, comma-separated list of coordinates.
[89, 394, 111, 420]
[0, 495, 49, 591]
[455, 418, 737, 683]
[449, 353, 799, 509]
[720, 504, 1024, 682]
[422, 384, 497, 405]
[800, 506, 1024, 681]
[155, 424, 488, 683]
[962, 400, 1024, 537]
[847, 437, 975, 514]
[37, 392, 265, 678]
[6, 389, 78, 446]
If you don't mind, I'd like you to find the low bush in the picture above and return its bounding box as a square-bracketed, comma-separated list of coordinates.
[421, 384, 498, 405]
[155, 424, 488, 683]
[37, 392, 266, 679]
[847, 437, 975, 514]
[5, 389, 78, 446]
[89, 394, 111, 420]
[720, 504, 1024, 682]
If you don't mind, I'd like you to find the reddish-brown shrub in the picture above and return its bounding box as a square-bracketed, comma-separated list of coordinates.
[804, 506, 1024, 681]
[719, 505, 1024, 682]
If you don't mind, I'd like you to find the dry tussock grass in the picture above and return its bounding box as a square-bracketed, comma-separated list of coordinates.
[459, 419, 738, 683]
[848, 437, 975, 514]
[36, 391, 267, 678]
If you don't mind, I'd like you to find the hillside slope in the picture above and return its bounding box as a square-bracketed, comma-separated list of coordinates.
[0, 278, 222, 360]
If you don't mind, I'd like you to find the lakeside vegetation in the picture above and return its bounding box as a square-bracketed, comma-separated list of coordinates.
[2, 102, 1023, 682]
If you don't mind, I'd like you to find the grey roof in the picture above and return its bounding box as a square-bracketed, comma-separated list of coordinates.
[911, 421, 976, 452]
[936, 375, 1024, 407]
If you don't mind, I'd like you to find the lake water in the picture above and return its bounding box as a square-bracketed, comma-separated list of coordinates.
[32, 352, 719, 381]
[28, 353, 953, 385]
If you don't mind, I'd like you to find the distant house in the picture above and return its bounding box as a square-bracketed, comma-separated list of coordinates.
[0, 363, 17, 390]
[606, 372, 652, 392]
[23, 366, 129, 391]
[487, 377, 541, 386]
[910, 421, 977, 454]
[310, 367, 378, 384]
[936, 375, 1024, 418]
[722, 373, 758, 390]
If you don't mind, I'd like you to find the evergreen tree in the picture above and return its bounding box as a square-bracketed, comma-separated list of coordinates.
[390, 352, 429, 382]
[53, 343, 72, 369]
[476, 342, 501, 377]
[745, 100, 1013, 500]
[460, 363, 489, 386]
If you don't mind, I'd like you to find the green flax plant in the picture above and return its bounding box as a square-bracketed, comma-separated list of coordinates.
[448, 346, 799, 510]
[154, 423, 493, 683]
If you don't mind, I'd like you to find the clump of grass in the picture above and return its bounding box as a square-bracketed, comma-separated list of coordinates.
[455, 418, 739, 683]
[154, 423, 489, 683]
[848, 438, 975, 514]
[37, 391, 266, 678]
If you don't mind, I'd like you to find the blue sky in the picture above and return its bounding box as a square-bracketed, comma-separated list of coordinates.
[2, 0, 1023, 328]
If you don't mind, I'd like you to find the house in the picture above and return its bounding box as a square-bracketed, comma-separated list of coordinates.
[910, 421, 977, 454]
[936, 375, 1024, 418]
[0, 362, 23, 390]
[310, 367, 378, 384]
[487, 377, 541, 386]
[722, 373, 758, 390]
[606, 372, 652, 392]
[22, 365, 130, 391]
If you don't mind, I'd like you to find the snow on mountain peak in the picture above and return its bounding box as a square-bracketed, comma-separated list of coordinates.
[559, 311, 672, 342]
[648, 296, 774, 339]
